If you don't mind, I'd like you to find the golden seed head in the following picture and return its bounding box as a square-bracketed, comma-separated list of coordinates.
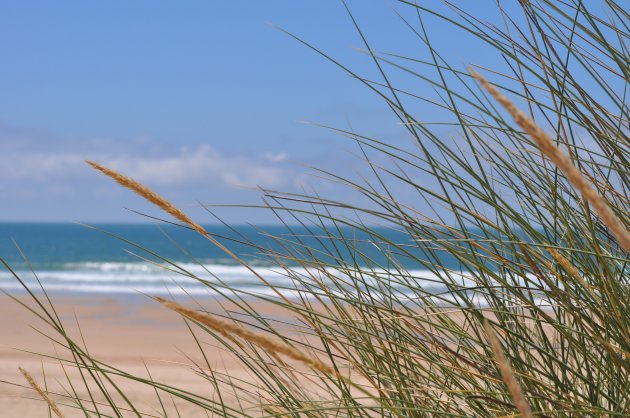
[470, 70, 630, 254]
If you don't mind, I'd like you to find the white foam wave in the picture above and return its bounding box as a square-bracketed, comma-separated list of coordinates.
[2, 261, 471, 286]
[0, 261, 556, 309]
[2, 260, 547, 301]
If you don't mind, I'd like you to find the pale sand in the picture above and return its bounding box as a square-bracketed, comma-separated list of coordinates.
[0, 293, 308, 417]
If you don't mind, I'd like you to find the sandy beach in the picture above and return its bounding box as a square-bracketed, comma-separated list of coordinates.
[0, 293, 301, 417]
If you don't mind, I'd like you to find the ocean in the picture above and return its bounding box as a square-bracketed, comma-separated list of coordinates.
[0, 222, 469, 298]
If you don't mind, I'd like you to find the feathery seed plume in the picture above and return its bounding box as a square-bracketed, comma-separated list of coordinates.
[85, 160, 208, 237]
[19, 367, 65, 418]
[548, 248, 582, 281]
[155, 297, 333, 375]
[470, 70, 630, 253]
[86, 160, 295, 303]
[483, 322, 534, 418]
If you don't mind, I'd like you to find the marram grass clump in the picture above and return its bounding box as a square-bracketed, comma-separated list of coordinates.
[4, 1, 629, 416]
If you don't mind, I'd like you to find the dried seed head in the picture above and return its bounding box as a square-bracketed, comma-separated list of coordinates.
[86, 160, 208, 237]
[19, 367, 65, 418]
[470, 70, 630, 253]
[483, 322, 534, 418]
[155, 297, 333, 375]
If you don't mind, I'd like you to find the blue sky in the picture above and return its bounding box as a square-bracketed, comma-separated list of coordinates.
[0, 1, 517, 223]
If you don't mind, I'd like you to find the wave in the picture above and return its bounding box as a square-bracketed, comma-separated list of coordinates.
[1, 260, 529, 301]
[0, 260, 557, 309]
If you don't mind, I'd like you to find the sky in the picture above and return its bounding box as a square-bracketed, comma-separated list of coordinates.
[0, 1, 519, 224]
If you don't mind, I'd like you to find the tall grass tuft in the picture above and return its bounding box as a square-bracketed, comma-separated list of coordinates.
[3, 1, 629, 416]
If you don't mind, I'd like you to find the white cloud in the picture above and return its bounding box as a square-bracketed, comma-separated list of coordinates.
[107, 145, 289, 188]
[262, 151, 288, 163]
[0, 152, 85, 181]
[0, 144, 291, 189]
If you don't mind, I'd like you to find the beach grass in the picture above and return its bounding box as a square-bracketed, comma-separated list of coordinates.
[3, 1, 629, 416]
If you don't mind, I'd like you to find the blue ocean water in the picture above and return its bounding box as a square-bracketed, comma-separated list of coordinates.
[0, 222, 465, 297]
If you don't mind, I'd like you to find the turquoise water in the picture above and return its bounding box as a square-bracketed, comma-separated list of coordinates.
[0, 222, 466, 296]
